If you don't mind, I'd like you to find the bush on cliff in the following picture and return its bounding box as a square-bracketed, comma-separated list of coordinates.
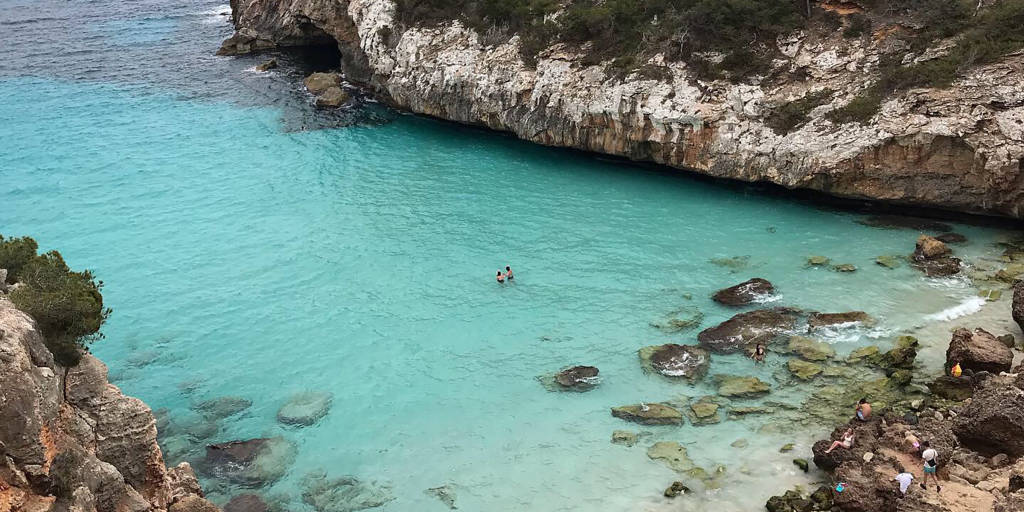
[1, 235, 111, 366]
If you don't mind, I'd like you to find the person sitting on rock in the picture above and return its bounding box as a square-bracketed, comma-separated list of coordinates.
[894, 466, 914, 496]
[749, 343, 766, 363]
[855, 398, 871, 421]
[904, 431, 921, 454]
[496, 270, 505, 283]
[920, 441, 940, 492]
[824, 428, 855, 454]
[505, 265, 514, 280]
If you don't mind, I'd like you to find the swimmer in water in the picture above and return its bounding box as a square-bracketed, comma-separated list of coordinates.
[750, 343, 766, 363]
[496, 270, 505, 283]
[505, 265, 514, 280]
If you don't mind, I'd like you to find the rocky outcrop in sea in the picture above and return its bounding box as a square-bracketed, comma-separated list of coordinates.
[0, 299, 217, 512]
[219, 0, 1024, 218]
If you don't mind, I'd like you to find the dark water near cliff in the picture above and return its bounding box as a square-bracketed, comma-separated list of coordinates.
[2, 1, 1022, 511]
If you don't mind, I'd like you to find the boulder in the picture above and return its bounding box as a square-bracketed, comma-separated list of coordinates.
[225, 494, 269, 512]
[711, 278, 774, 305]
[1013, 281, 1024, 333]
[315, 87, 350, 108]
[697, 308, 799, 353]
[913, 234, 951, 260]
[946, 327, 1013, 374]
[610, 403, 683, 425]
[846, 345, 879, 363]
[807, 311, 873, 329]
[303, 72, 341, 95]
[787, 336, 835, 361]
[927, 375, 974, 401]
[301, 470, 394, 512]
[792, 458, 809, 472]
[217, 28, 275, 56]
[203, 437, 296, 487]
[169, 495, 220, 512]
[953, 375, 1024, 457]
[254, 59, 277, 72]
[788, 359, 823, 380]
[917, 256, 962, 277]
[831, 264, 857, 272]
[663, 481, 690, 498]
[277, 391, 333, 426]
[553, 365, 600, 390]
[714, 375, 771, 398]
[806, 256, 830, 267]
[638, 344, 709, 381]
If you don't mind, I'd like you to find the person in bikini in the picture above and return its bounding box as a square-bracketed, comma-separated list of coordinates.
[824, 428, 855, 454]
[496, 270, 505, 283]
[749, 343, 767, 363]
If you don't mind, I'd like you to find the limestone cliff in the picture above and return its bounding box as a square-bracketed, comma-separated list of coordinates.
[220, 0, 1024, 218]
[0, 300, 216, 512]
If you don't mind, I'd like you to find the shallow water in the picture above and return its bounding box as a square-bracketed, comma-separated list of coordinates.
[2, 1, 1022, 511]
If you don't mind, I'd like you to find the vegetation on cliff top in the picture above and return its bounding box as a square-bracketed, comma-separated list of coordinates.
[396, 0, 1024, 125]
[1, 235, 111, 366]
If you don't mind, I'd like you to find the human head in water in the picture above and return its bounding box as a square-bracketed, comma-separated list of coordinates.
[756, 344, 765, 354]
[506, 265, 511, 271]
[497, 270, 502, 276]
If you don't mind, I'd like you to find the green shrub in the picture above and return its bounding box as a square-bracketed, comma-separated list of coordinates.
[767, 88, 834, 134]
[843, 13, 871, 39]
[0, 234, 38, 283]
[827, 89, 884, 125]
[2, 235, 111, 366]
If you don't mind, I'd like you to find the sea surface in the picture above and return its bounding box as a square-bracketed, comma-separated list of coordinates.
[1, 1, 1022, 511]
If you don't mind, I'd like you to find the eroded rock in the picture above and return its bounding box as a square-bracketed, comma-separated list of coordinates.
[611, 403, 683, 425]
[697, 308, 799, 353]
[553, 365, 600, 390]
[638, 344, 709, 381]
[946, 327, 1013, 374]
[711, 278, 774, 306]
[714, 375, 771, 398]
[807, 311, 873, 329]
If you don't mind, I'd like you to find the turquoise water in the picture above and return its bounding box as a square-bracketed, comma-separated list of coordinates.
[2, 2, 1021, 511]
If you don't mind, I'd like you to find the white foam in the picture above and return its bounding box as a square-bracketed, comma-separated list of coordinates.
[924, 296, 986, 322]
[199, 5, 232, 24]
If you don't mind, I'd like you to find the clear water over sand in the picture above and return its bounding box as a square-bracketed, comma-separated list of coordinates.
[2, 1, 1022, 510]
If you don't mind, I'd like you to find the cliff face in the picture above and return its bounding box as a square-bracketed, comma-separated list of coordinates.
[0, 300, 215, 512]
[222, 0, 1024, 218]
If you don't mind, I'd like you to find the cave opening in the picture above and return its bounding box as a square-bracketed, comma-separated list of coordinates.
[284, 42, 342, 74]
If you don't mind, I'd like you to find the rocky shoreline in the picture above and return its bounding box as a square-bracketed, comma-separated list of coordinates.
[0, 299, 217, 512]
[218, 0, 1024, 218]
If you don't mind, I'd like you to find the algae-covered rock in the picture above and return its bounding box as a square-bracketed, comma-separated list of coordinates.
[788, 359, 823, 381]
[792, 458, 809, 472]
[204, 437, 296, 487]
[638, 344, 709, 381]
[650, 306, 704, 333]
[687, 397, 721, 425]
[554, 365, 600, 390]
[193, 396, 251, 420]
[787, 336, 835, 361]
[647, 442, 698, 473]
[663, 481, 690, 498]
[875, 255, 903, 269]
[731, 438, 749, 448]
[831, 264, 857, 272]
[611, 403, 683, 425]
[712, 278, 775, 306]
[709, 255, 750, 270]
[425, 484, 457, 510]
[997, 263, 1024, 283]
[697, 308, 799, 353]
[714, 375, 771, 398]
[806, 256, 830, 267]
[779, 443, 794, 453]
[807, 311, 873, 329]
[611, 430, 638, 446]
[846, 345, 879, 363]
[727, 406, 774, 419]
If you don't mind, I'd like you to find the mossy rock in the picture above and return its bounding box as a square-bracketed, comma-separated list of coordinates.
[792, 459, 809, 472]
[779, 443, 795, 453]
[978, 289, 1003, 302]
[787, 336, 835, 361]
[611, 403, 683, 425]
[714, 375, 771, 398]
[647, 442, 698, 473]
[806, 256, 830, 267]
[876, 255, 903, 269]
[995, 263, 1024, 283]
[847, 345, 880, 363]
[687, 397, 721, 425]
[831, 263, 857, 272]
[727, 406, 774, 419]
[788, 359, 823, 381]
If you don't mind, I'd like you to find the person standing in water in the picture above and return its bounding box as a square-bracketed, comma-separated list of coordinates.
[749, 344, 766, 363]
[505, 265, 514, 280]
[496, 270, 505, 283]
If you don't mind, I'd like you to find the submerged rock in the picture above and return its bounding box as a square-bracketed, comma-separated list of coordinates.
[278, 391, 333, 426]
[858, 215, 952, 232]
[611, 430, 638, 446]
[316, 87, 350, 108]
[806, 255, 830, 267]
[714, 375, 771, 398]
[193, 396, 251, 420]
[225, 494, 269, 512]
[203, 437, 296, 487]
[255, 59, 278, 72]
[650, 306, 704, 332]
[687, 397, 721, 425]
[425, 484, 457, 510]
[638, 344, 709, 381]
[788, 359, 823, 381]
[846, 345, 879, 363]
[946, 327, 1013, 374]
[301, 470, 395, 512]
[830, 263, 857, 272]
[786, 336, 835, 361]
[711, 278, 774, 306]
[697, 308, 799, 353]
[554, 365, 600, 390]
[647, 442, 698, 473]
[936, 232, 967, 244]
[304, 72, 341, 94]
[792, 458, 809, 472]
[875, 254, 903, 269]
[709, 255, 750, 270]
[807, 311, 873, 329]
[611, 403, 683, 425]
